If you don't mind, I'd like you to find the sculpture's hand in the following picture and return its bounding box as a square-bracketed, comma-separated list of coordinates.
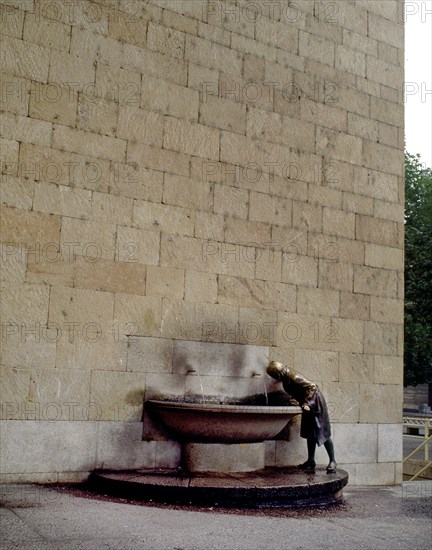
[302, 404, 310, 411]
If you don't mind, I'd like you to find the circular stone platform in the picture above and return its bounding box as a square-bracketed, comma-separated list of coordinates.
[89, 467, 348, 508]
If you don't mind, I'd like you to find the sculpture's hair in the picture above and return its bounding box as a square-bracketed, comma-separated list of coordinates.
[266, 361, 290, 380]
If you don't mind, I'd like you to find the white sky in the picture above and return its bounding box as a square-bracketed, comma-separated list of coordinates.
[405, 0, 432, 168]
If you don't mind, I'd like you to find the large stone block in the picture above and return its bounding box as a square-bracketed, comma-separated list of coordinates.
[96, 423, 156, 470]
[378, 423, 402, 463]
[28, 368, 91, 421]
[123, 43, 187, 86]
[49, 50, 95, 91]
[194, 211, 224, 241]
[53, 125, 126, 163]
[362, 140, 404, 176]
[77, 94, 118, 137]
[292, 201, 322, 232]
[299, 31, 334, 67]
[282, 254, 318, 287]
[161, 234, 255, 279]
[61, 217, 116, 261]
[294, 349, 338, 382]
[0, 421, 98, 473]
[164, 116, 219, 160]
[18, 142, 111, 192]
[340, 292, 370, 320]
[249, 192, 292, 227]
[133, 200, 195, 237]
[114, 293, 161, 338]
[316, 127, 362, 166]
[116, 225, 160, 265]
[332, 423, 377, 463]
[342, 192, 374, 216]
[321, 382, 360, 423]
[354, 265, 398, 298]
[218, 275, 265, 309]
[185, 442, 265, 473]
[29, 83, 78, 127]
[370, 296, 403, 324]
[160, 300, 239, 342]
[263, 281, 297, 313]
[297, 287, 339, 317]
[0, 206, 60, 247]
[335, 44, 365, 76]
[365, 243, 403, 271]
[95, 64, 141, 104]
[300, 98, 347, 133]
[141, 76, 199, 122]
[319, 261, 353, 292]
[128, 142, 190, 178]
[117, 105, 163, 147]
[322, 207, 355, 239]
[356, 214, 399, 247]
[355, 462, 395, 485]
[201, 95, 246, 134]
[0, 36, 49, 82]
[71, 27, 124, 67]
[339, 352, 373, 384]
[374, 355, 403, 385]
[74, 257, 146, 296]
[342, 29, 377, 57]
[308, 185, 342, 209]
[23, 11, 70, 51]
[0, 366, 30, 419]
[127, 337, 173, 374]
[0, 72, 29, 117]
[364, 321, 398, 356]
[353, 166, 399, 203]
[1, 112, 52, 147]
[185, 34, 242, 77]
[172, 340, 268, 378]
[359, 384, 402, 423]
[89, 370, 147, 421]
[1, 282, 49, 325]
[0, 3, 24, 39]
[147, 21, 185, 59]
[163, 174, 213, 211]
[33, 182, 92, 219]
[107, 8, 147, 47]
[368, 13, 404, 49]
[214, 184, 248, 219]
[146, 266, 185, 299]
[1, 328, 56, 369]
[184, 270, 218, 303]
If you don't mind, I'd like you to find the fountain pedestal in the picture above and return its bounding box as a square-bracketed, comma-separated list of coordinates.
[184, 442, 265, 473]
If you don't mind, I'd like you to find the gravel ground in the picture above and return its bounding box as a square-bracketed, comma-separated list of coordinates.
[1, 482, 431, 550]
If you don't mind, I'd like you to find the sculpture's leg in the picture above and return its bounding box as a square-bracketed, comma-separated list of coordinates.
[324, 438, 337, 473]
[298, 438, 316, 472]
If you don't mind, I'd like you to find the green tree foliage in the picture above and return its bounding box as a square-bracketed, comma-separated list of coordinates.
[404, 152, 432, 386]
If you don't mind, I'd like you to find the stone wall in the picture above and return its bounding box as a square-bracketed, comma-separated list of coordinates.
[0, 0, 404, 485]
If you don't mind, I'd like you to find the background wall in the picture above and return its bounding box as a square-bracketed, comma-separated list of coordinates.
[0, 0, 404, 485]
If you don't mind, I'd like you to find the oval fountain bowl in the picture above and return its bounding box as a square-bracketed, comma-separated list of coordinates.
[146, 400, 302, 443]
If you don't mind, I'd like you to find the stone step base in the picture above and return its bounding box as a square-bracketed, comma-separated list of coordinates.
[89, 467, 349, 508]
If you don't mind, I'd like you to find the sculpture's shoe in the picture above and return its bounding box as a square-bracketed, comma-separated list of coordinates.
[298, 460, 316, 473]
[326, 461, 337, 474]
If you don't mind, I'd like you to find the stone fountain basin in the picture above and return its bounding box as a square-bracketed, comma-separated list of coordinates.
[146, 400, 302, 443]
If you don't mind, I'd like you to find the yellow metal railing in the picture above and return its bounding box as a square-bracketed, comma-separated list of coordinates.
[403, 416, 432, 481]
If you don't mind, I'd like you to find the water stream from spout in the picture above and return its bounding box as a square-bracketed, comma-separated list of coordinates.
[263, 381, 269, 405]
[197, 372, 205, 405]
[253, 373, 269, 405]
[186, 369, 205, 404]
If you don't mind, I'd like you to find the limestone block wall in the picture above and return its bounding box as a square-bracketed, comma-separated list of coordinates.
[0, 0, 404, 485]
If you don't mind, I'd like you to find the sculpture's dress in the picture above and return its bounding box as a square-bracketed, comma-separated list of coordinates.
[280, 370, 331, 447]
